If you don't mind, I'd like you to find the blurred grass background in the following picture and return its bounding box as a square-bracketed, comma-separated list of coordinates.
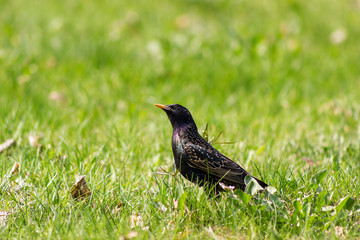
[1, 0, 360, 238]
[1, 0, 359, 144]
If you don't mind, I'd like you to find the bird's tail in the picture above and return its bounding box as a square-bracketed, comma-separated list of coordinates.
[253, 177, 268, 189]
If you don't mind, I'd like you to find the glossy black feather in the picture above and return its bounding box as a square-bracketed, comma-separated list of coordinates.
[157, 104, 268, 193]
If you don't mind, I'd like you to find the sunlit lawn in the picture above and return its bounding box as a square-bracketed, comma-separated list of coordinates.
[1, 0, 360, 239]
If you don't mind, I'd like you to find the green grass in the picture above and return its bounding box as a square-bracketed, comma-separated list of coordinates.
[1, 0, 360, 238]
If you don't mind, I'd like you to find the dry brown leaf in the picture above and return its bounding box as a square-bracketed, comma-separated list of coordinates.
[10, 162, 20, 176]
[70, 175, 91, 201]
[0, 162, 20, 191]
[3, 162, 32, 192]
[0, 211, 9, 227]
[0, 139, 16, 153]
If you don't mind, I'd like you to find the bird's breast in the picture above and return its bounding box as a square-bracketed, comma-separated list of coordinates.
[171, 130, 187, 169]
[172, 131, 182, 153]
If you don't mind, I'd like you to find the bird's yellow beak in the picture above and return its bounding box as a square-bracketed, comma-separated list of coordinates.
[154, 104, 170, 111]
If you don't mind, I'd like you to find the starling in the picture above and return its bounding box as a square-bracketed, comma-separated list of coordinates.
[155, 103, 268, 193]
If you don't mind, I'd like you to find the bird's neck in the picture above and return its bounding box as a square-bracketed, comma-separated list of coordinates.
[172, 122, 198, 135]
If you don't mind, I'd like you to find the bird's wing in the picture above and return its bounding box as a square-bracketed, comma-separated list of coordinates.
[183, 143, 250, 185]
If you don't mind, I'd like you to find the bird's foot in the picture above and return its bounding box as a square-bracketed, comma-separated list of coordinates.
[171, 169, 179, 177]
[152, 167, 179, 177]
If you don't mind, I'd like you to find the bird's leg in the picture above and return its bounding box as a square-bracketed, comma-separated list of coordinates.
[152, 166, 177, 176]
[171, 168, 179, 177]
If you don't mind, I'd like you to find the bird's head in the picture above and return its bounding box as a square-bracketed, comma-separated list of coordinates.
[155, 104, 197, 129]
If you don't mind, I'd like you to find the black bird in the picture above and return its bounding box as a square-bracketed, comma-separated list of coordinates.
[155, 103, 268, 193]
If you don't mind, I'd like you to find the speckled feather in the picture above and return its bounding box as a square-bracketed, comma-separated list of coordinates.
[157, 104, 268, 193]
